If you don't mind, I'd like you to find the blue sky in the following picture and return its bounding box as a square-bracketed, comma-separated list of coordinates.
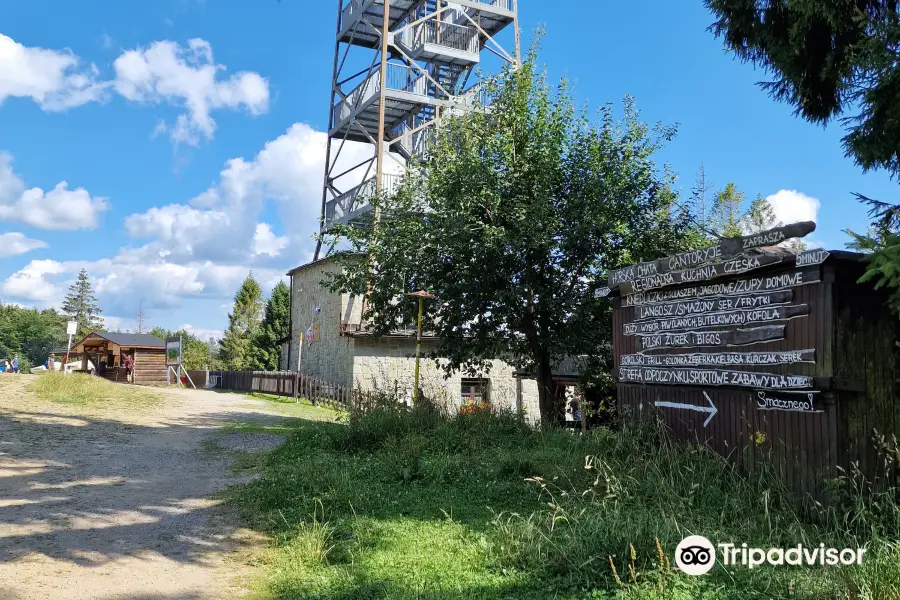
[0, 0, 894, 339]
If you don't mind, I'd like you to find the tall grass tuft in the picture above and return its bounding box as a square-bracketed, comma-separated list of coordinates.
[230, 393, 900, 599]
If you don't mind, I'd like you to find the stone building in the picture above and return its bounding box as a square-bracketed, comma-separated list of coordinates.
[285, 255, 540, 421]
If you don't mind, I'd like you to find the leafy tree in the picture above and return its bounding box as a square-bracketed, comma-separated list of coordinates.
[62, 269, 104, 336]
[0, 304, 66, 367]
[323, 50, 694, 424]
[254, 280, 291, 370]
[149, 327, 215, 370]
[219, 273, 264, 370]
[706, 0, 900, 177]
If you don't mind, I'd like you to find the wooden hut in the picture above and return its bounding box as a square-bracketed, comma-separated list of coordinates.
[73, 332, 167, 385]
[607, 222, 900, 499]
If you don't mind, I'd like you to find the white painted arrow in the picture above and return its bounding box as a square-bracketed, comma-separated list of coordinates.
[655, 391, 718, 427]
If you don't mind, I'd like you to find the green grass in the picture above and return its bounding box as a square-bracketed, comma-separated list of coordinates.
[228, 402, 900, 599]
[28, 372, 162, 408]
[247, 392, 344, 422]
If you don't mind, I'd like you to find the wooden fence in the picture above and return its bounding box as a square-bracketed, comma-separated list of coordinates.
[209, 370, 356, 411]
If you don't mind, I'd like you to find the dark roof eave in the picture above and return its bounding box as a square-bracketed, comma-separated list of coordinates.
[286, 251, 366, 277]
[75, 331, 166, 349]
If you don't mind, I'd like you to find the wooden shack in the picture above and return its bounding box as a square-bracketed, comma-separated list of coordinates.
[73, 332, 167, 385]
[607, 222, 900, 498]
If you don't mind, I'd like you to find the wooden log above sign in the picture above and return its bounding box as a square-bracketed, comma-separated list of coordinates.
[622, 267, 821, 308]
[621, 349, 815, 368]
[634, 289, 793, 321]
[607, 221, 816, 287]
[620, 252, 786, 295]
[637, 324, 785, 351]
[618, 366, 815, 390]
[624, 304, 809, 336]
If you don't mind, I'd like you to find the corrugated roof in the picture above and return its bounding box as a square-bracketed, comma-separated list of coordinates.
[79, 332, 165, 348]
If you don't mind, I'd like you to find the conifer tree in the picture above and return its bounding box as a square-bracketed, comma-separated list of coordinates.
[219, 273, 264, 370]
[62, 269, 104, 336]
[254, 280, 291, 370]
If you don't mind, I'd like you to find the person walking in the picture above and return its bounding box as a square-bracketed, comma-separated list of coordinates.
[11, 355, 18, 374]
[123, 353, 134, 383]
[47, 353, 56, 372]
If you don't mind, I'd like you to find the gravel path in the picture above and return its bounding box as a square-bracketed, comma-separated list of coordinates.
[0, 377, 292, 600]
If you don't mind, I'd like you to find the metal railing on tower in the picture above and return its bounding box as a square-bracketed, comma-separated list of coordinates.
[313, 0, 520, 258]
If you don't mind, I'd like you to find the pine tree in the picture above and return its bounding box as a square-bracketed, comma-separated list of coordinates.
[254, 280, 291, 370]
[219, 273, 264, 370]
[742, 195, 781, 234]
[710, 183, 745, 238]
[62, 269, 104, 336]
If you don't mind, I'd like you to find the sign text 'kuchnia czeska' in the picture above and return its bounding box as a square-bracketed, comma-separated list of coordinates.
[621, 252, 784, 295]
[607, 221, 816, 288]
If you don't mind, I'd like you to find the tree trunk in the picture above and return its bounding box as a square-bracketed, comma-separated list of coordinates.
[536, 353, 555, 426]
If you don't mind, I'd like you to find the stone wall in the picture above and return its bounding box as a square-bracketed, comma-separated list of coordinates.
[285, 256, 542, 424]
[518, 378, 541, 424]
[351, 336, 522, 415]
[288, 259, 357, 388]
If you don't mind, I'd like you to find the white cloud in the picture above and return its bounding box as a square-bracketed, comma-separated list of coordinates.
[0, 252, 283, 315]
[113, 38, 269, 146]
[0, 33, 109, 110]
[0, 153, 109, 230]
[102, 315, 127, 331]
[123, 122, 383, 266]
[253, 223, 288, 257]
[0, 232, 47, 257]
[0, 259, 65, 304]
[124, 203, 240, 262]
[765, 189, 821, 226]
[0, 124, 374, 328]
[180, 323, 224, 341]
[0, 34, 267, 146]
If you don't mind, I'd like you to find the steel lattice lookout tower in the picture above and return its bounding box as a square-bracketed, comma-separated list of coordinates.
[314, 0, 520, 259]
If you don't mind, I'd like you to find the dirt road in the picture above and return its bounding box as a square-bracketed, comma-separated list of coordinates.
[0, 377, 291, 600]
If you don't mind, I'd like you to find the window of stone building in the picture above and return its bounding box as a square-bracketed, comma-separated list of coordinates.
[461, 378, 490, 404]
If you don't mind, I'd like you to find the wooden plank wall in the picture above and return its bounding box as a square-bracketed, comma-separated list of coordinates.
[832, 261, 900, 490]
[134, 349, 167, 385]
[615, 264, 839, 497]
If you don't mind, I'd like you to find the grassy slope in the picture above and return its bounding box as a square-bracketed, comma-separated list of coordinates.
[28, 372, 162, 407]
[229, 405, 900, 600]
